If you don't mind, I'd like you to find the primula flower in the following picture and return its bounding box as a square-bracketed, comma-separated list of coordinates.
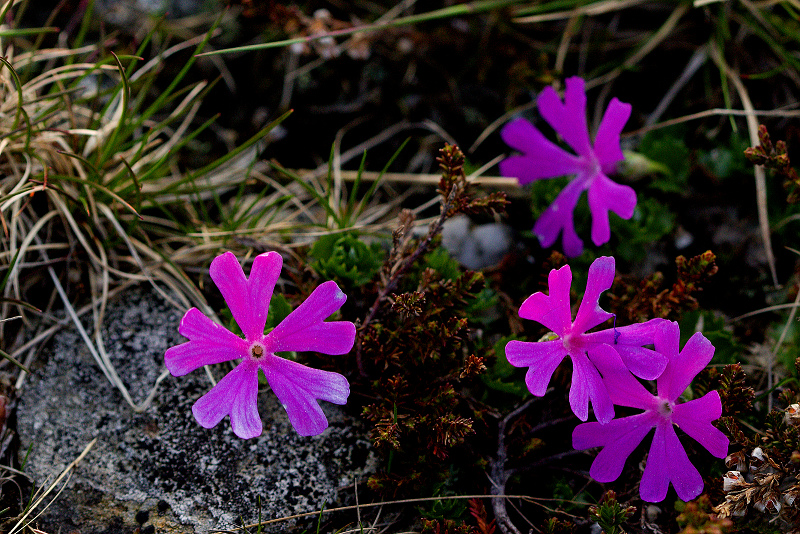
[165, 251, 355, 438]
[499, 76, 635, 257]
[505, 256, 667, 424]
[572, 321, 729, 502]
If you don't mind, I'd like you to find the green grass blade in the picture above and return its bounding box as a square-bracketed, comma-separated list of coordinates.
[269, 163, 339, 224]
[0, 57, 33, 148]
[49, 170, 142, 219]
[0, 27, 58, 37]
[343, 150, 369, 227]
[198, 0, 524, 56]
[190, 109, 293, 179]
[0, 347, 31, 374]
[138, 12, 224, 123]
[96, 52, 135, 166]
[354, 137, 410, 222]
[0, 250, 21, 293]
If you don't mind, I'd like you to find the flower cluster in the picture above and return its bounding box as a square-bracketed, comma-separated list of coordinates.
[165, 251, 355, 438]
[714, 405, 800, 524]
[500, 76, 636, 257]
[507, 256, 729, 502]
[159, 76, 728, 512]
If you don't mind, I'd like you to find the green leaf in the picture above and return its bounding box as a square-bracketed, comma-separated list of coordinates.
[638, 127, 691, 192]
[481, 336, 530, 398]
[425, 247, 461, 281]
[309, 233, 384, 287]
[607, 198, 675, 264]
[266, 294, 293, 331]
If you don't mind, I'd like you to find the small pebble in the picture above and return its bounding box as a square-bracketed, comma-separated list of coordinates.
[142, 525, 155, 534]
[135, 510, 149, 524]
[442, 215, 513, 270]
[157, 500, 169, 513]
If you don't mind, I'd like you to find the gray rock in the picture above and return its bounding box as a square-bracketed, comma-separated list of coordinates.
[17, 289, 376, 533]
[442, 215, 513, 270]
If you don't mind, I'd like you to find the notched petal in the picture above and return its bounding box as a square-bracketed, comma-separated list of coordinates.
[264, 356, 350, 436]
[270, 281, 351, 351]
[499, 118, 582, 184]
[572, 256, 615, 334]
[191, 362, 262, 439]
[165, 308, 246, 375]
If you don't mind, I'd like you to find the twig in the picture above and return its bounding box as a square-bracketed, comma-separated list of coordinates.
[356, 184, 459, 375]
[490, 397, 538, 534]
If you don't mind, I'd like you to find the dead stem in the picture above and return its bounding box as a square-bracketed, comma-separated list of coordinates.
[356, 183, 459, 375]
[489, 397, 539, 534]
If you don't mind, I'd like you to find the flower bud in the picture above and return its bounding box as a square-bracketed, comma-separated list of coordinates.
[723, 471, 747, 491]
[785, 404, 800, 426]
[755, 491, 781, 514]
[725, 450, 746, 471]
[750, 447, 766, 471]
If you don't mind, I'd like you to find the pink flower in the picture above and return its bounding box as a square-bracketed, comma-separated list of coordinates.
[165, 251, 355, 438]
[505, 256, 667, 423]
[572, 321, 729, 502]
[499, 76, 636, 257]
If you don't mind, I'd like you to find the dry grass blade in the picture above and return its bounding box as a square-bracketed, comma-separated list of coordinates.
[292, 169, 521, 191]
[623, 106, 800, 138]
[587, 3, 690, 90]
[32, 230, 167, 412]
[709, 44, 779, 288]
[197, 0, 523, 56]
[7, 438, 97, 534]
[212, 494, 571, 533]
[512, 0, 647, 23]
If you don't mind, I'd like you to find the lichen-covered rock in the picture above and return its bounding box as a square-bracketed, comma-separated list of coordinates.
[17, 289, 376, 533]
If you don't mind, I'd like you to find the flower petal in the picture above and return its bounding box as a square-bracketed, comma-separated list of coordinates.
[165, 308, 248, 376]
[499, 118, 582, 184]
[573, 412, 657, 482]
[641, 423, 703, 502]
[263, 356, 350, 436]
[505, 339, 565, 396]
[587, 173, 637, 246]
[268, 281, 354, 355]
[587, 343, 656, 411]
[533, 175, 587, 257]
[673, 392, 728, 458]
[572, 256, 615, 334]
[614, 346, 668, 381]
[271, 321, 356, 355]
[518, 264, 573, 334]
[210, 251, 282, 340]
[570, 350, 613, 423]
[659, 329, 715, 401]
[594, 97, 632, 174]
[192, 361, 262, 439]
[584, 318, 666, 347]
[583, 319, 668, 380]
[537, 77, 593, 158]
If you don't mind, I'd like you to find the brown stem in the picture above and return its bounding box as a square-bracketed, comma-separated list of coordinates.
[355, 184, 458, 376]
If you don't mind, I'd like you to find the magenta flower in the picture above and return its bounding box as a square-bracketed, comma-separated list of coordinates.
[572, 321, 729, 502]
[165, 251, 355, 438]
[505, 256, 667, 424]
[499, 76, 636, 257]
